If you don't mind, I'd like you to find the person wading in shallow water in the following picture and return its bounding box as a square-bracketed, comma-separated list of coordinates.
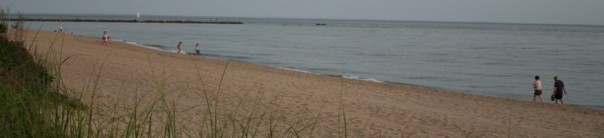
[177, 41, 183, 54]
[552, 76, 568, 104]
[533, 75, 544, 103]
[102, 31, 110, 44]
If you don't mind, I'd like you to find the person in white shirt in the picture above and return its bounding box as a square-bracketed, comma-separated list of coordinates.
[177, 41, 183, 54]
[102, 31, 110, 44]
[195, 43, 201, 55]
[533, 75, 543, 103]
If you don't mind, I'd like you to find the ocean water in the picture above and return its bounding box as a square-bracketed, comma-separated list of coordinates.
[25, 16, 604, 108]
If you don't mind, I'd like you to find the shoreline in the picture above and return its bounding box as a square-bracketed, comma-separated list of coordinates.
[71, 33, 603, 110]
[106, 36, 604, 110]
[24, 30, 604, 137]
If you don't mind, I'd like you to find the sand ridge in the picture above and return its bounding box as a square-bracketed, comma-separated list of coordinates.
[24, 30, 604, 137]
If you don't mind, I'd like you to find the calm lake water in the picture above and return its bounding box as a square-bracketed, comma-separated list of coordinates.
[26, 15, 604, 108]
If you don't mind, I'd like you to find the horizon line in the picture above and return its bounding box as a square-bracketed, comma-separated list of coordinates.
[10, 13, 604, 27]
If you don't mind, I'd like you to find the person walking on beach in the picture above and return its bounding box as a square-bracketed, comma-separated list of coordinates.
[102, 31, 110, 44]
[195, 43, 201, 55]
[552, 76, 568, 104]
[177, 41, 183, 54]
[533, 76, 544, 103]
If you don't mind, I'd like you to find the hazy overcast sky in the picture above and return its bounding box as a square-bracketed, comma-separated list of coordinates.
[3, 0, 604, 25]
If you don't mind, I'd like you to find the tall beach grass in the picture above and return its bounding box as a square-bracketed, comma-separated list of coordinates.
[1, 10, 349, 137]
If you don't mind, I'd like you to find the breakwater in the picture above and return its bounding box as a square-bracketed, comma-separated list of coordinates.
[6, 18, 243, 24]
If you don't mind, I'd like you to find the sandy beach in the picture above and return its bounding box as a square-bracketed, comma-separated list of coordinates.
[23, 30, 604, 137]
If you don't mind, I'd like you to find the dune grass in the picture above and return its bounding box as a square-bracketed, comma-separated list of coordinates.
[0, 12, 86, 137]
[1, 10, 347, 137]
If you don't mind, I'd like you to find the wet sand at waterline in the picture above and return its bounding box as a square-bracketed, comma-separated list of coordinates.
[23, 30, 604, 137]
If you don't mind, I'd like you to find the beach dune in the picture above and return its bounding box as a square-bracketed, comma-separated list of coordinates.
[24, 30, 604, 137]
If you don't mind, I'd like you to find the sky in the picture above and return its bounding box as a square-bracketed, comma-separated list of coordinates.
[2, 0, 604, 25]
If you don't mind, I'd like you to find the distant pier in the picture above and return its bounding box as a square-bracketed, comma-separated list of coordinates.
[5, 18, 243, 24]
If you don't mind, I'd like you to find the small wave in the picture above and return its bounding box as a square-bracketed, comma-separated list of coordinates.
[201, 53, 251, 61]
[111, 39, 140, 46]
[277, 67, 385, 83]
[343, 75, 384, 83]
[110, 39, 124, 42]
[125, 41, 139, 45]
[278, 67, 312, 74]
[144, 44, 167, 48]
[115, 39, 170, 52]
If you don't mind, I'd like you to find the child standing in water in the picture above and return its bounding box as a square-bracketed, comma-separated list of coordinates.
[102, 31, 110, 44]
[177, 41, 183, 54]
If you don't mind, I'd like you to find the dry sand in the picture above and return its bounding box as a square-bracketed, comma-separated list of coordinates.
[23, 30, 604, 137]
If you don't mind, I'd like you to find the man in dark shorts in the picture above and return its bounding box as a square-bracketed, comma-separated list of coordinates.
[533, 76, 543, 103]
[552, 76, 568, 104]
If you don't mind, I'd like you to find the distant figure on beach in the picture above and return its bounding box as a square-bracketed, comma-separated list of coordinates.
[195, 43, 201, 55]
[59, 25, 64, 33]
[177, 41, 183, 54]
[552, 76, 568, 104]
[102, 31, 110, 44]
[533, 76, 543, 103]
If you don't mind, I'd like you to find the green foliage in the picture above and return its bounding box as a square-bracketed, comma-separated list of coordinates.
[0, 40, 51, 90]
[0, 35, 56, 137]
[0, 16, 87, 137]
